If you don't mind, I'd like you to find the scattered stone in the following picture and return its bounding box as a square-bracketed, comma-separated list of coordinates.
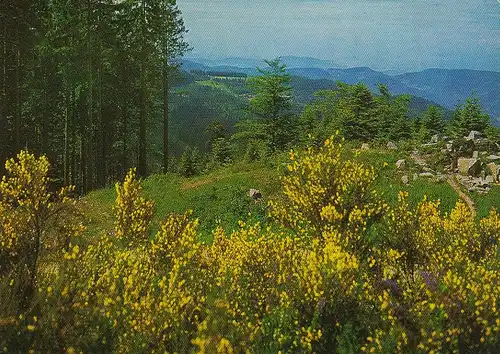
[419, 172, 434, 178]
[459, 175, 491, 193]
[457, 175, 471, 188]
[436, 174, 447, 183]
[413, 173, 419, 181]
[430, 134, 439, 143]
[474, 177, 489, 188]
[485, 175, 495, 184]
[248, 189, 262, 200]
[486, 155, 500, 162]
[472, 151, 479, 159]
[361, 143, 370, 150]
[469, 186, 490, 194]
[387, 142, 397, 150]
[487, 163, 500, 182]
[466, 130, 482, 141]
[396, 159, 406, 169]
[402, 175, 409, 185]
[457, 158, 482, 177]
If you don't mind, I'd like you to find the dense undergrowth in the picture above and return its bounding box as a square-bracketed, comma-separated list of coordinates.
[1, 138, 499, 353]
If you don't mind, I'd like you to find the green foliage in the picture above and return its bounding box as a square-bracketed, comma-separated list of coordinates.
[206, 138, 233, 170]
[244, 139, 270, 162]
[484, 124, 500, 145]
[1, 1, 189, 191]
[450, 97, 491, 137]
[84, 161, 279, 239]
[472, 185, 500, 219]
[2, 144, 500, 353]
[169, 83, 247, 156]
[178, 146, 203, 177]
[205, 120, 228, 148]
[246, 58, 298, 151]
[300, 83, 414, 144]
[419, 105, 446, 141]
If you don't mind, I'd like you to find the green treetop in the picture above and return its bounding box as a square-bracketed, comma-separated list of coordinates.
[247, 58, 296, 151]
[450, 97, 490, 138]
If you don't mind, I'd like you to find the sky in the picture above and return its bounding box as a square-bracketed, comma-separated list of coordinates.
[177, 0, 500, 72]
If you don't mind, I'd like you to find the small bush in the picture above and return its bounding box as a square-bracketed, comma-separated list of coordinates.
[1, 144, 499, 353]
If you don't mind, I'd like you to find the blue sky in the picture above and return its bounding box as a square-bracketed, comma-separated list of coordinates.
[177, 0, 500, 72]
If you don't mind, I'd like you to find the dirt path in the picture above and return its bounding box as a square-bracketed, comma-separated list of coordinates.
[447, 176, 476, 216]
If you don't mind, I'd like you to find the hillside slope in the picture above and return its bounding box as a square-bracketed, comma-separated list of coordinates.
[396, 69, 500, 121]
[181, 58, 500, 123]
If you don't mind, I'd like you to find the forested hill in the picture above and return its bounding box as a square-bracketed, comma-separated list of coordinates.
[166, 70, 451, 157]
[181, 58, 500, 123]
[396, 69, 500, 124]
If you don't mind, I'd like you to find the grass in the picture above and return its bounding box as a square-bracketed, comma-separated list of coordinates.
[357, 148, 460, 213]
[196, 80, 236, 95]
[82, 161, 280, 242]
[471, 185, 500, 219]
[83, 148, 499, 244]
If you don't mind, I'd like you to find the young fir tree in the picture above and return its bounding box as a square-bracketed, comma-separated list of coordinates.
[450, 97, 490, 138]
[419, 105, 446, 141]
[247, 58, 296, 151]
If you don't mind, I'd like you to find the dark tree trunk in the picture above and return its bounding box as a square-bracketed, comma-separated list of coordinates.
[0, 8, 6, 174]
[163, 64, 169, 173]
[137, 1, 147, 177]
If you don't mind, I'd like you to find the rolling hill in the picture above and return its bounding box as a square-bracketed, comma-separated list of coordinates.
[181, 57, 500, 124]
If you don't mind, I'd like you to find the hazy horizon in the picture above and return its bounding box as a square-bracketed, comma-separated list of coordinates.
[178, 0, 500, 72]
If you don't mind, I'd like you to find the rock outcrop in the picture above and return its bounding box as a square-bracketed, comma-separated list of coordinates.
[457, 158, 482, 177]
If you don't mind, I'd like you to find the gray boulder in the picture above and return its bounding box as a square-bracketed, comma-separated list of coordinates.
[487, 163, 500, 182]
[402, 175, 409, 185]
[249, 189, 262, 200]
[466, 130, 483, 141]
[486, 155, 500, 162]
[387, 142, 397, 150]
[420, 172, 434, 178]
[436, 174, 447, 183]
[457, 158, 482, 177]
[396, 159, 406, 169]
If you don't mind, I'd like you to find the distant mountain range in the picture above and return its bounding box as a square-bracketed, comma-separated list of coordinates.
[183, 56, 344, 71]
[181, 57, 500, 125]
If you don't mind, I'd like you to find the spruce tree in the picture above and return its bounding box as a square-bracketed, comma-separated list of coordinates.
[451, 97, 490, 138]
[247, 58, 296, 151]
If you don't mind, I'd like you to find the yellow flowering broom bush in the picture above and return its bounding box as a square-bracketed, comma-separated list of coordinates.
[362, 194, 500, 353]
[0, 151, 83, 351]
[1, 142, 499, 353]
[269, 134, 388, 256]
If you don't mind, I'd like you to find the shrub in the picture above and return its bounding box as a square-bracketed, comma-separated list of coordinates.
[268, 134, 388, 256]
[1, 143, 499, 353]
[179, 146, 203, 177]
[0, 151, 83, 351]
